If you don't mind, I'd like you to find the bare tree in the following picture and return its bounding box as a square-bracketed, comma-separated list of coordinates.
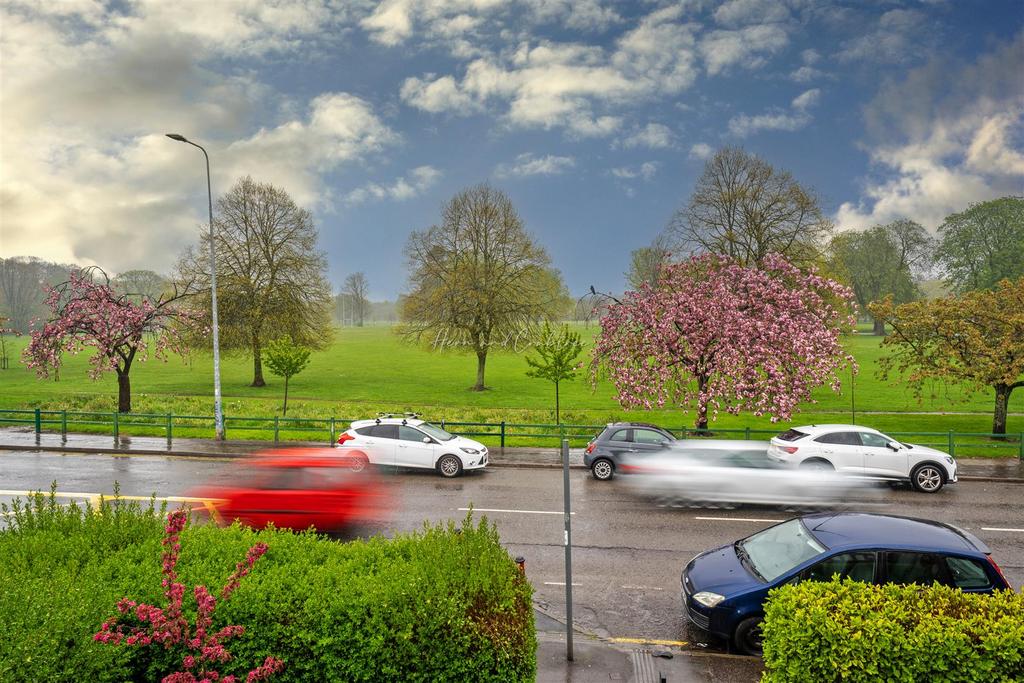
[626, 242, 670, 290]
[113, 269, 169, 304]
[663, 147, 832, 268]
[176, 176, 333, 387]
[0, 257, 44, 332]
[342, 272, 370, 327]
[400, 184, 569, 391]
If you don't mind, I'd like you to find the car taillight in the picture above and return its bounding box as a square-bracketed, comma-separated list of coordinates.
[338, 432, 355, 445]
[988, 555, 1010, 586]
[585, 442, 595, 454]
[780, 446, 799, 454]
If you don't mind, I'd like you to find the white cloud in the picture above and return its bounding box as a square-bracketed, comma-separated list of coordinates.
[728, 88, 821, 137]
[699, 24, 789, 75]
[400, 74, 480, 113]
[836, 34, 1024, 231]
[689, 143, 713, 159]
[621, 123, 675, 149]
[0, 2, 396, 273]
[611, 162, 659, 180]
[713, 0, 791, 28]
[495, 153, 576, 178]
[790, 65, 823, 82]
[344, 166, 443, 205]
[837, 9, 931, 65]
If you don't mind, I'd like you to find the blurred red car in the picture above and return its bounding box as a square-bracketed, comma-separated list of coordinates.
[188, 449, 390, 534]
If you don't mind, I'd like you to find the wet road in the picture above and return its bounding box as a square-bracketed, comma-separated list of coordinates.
[2, 449, 1022, 652]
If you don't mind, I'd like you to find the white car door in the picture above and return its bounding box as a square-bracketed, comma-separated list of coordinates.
[810, 431, 864, 472]
[858, 431, 908, 478]
[360, 424, 397, 466]
[396, 425, 438, 469]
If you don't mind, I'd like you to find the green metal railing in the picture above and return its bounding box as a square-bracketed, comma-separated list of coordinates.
[0, 408, 1021, 459]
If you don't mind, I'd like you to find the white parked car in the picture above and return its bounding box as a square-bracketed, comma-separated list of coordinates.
[337, 414, 488, 478]
[766, 424, 958, 493]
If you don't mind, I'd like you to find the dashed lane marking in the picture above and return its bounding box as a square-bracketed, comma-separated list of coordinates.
[621, 585, 664, 591]
[542, 581, 582, 586]
[981, 527, 1024, 533]
[458, 507, 575, 515]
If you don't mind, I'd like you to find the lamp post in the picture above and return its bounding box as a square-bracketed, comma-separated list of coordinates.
[167, 133, 224, 440]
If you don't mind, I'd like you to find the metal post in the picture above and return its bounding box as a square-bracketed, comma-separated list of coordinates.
[34, 408, 41, 435]
[948, 430, 955, 457]
[744, 427, 750, 439]
[500, 420, 506, 449]
[113, 411, 119, 442]
[1019, 433, 1023, 461]
[167, 413, 173, 446]
[330, 417, 336, 446]
[61, 410, 67, 440]
[851, 367, 856, 425]
[274, 416, 280, 444]
[562, 438, 574, 661]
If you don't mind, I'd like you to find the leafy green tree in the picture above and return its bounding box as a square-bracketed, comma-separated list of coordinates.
[869, 278, 1024, 435]
[525, 323, 584, 424]
[264, 334, 311, 416]
[828, 220, 933, 334]
[935, 196, 1024, 293]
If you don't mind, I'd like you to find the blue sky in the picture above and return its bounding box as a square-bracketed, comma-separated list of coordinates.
[1, 1, 1022, 300]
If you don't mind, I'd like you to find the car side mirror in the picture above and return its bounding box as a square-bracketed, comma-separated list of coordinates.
[887, 441, 901, 451]
[423, 436, 432, 444]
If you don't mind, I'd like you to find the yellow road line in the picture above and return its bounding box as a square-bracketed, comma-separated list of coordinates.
[609, 637, 689, 647]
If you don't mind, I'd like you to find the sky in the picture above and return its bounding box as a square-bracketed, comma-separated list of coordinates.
[1, 0, 1022, 301]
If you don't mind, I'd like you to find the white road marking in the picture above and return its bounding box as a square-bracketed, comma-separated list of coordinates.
[543, 581, 582, 586]
[694, 516, 783, 523]
[621, 585, 664, 591]
[981, 527, 1024, 533]
[458, 507, 575, 515]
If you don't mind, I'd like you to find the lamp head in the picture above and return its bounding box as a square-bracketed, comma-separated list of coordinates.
[166, 133, 188, 142]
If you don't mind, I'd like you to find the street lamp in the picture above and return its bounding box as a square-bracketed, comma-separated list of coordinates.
[167, 133, 225, 441]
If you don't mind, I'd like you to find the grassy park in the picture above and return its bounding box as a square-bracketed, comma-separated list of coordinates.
[0, 325, 1021, 451]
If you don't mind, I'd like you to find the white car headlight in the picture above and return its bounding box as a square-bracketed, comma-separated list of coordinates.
[460, 447, 480, 454]
[693, 591, 726, 608]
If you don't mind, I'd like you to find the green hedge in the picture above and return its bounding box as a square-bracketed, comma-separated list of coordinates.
[762, 579, 1024, 682]
[0, 490, 535, 682]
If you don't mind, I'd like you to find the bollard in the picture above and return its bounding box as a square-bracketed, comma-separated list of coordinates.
[515, 556, 526, 574]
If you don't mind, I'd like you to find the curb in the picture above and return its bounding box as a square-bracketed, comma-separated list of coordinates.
[1, 443, 1020, 481]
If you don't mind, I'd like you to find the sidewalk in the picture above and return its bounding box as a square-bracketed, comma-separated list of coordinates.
[1, 428, 1022, 481]
[534, 608, 763, 682]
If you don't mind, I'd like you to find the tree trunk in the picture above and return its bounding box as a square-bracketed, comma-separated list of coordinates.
[282, 376, 290, 416]
[872, 317, 886, 336]
[695, 373, 709, 432]
[117, 369, 131, 413]
[992, 384, 1012, 436]
[251, 336, 265, 387]
[555, 380, 560, 425]
[472, 350, 487, 391]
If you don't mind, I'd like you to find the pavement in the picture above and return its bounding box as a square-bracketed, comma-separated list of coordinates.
[1, 428, 1022, 481]
[534, 608, 763, 682]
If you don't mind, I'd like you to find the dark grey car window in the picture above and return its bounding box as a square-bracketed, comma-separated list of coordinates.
[608, 429, 630, 442]
[633, 429, 668, 445]
[815, 432, 861, 446]
[804, 552, 876, 583]
[355, 426, 377, 437]
[945, 557, 991, 589]
[374, 425, 399, 440]
[885, 552, 951, 586]
[399, 426, 427, 442]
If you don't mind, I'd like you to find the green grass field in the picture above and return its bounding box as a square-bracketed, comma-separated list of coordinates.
[0, 325, 1021, 452]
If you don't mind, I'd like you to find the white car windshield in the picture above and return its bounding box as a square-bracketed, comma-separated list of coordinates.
[737, 519, 827, 582]
[418, 422, 456, 441]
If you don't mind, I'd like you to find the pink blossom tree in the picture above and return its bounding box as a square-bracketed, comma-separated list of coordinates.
[23, 267, 200, 413]
[592, 253, 857, 430]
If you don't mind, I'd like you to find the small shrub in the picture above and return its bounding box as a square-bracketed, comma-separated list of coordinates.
[761, 579, 1024, 682]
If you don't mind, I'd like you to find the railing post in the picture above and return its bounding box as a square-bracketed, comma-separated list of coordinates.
[113, 411, 119, 441]
[744, 427, 751, 439]
[441, 419, 446, 430]
[330, 417, 336, 446]
[274, 416, 280, 444]
[501, 421, 506, 449]
[34, 408, 41, 435]
[948, 430, 954, 458]
[61, 410, 67, 440]
[167, 413, 173, 446]
[1019, 433, 1023, 461]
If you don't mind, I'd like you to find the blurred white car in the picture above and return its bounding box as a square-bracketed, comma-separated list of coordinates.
[337, 414, 488, 477]
[618, 440, 868, 508]
[766, 425, 957, 493]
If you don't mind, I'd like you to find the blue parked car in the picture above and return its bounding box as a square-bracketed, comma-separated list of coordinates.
[681, 512, 1012, 656]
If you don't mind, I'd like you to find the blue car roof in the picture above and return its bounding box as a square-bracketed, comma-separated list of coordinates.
[802, 513, 989, 555]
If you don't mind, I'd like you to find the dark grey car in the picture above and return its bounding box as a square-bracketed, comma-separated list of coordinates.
[583, 422, 676, 480]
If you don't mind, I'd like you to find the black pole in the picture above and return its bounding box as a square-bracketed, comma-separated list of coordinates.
[562, 438, 574, 661]
[851, 366, 856, 425]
